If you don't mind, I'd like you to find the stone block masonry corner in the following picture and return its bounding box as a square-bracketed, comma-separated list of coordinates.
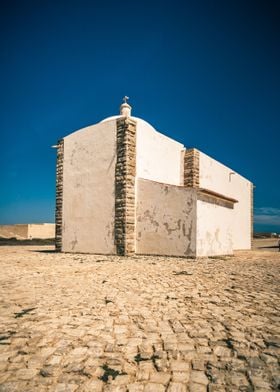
[55, 139, 64, 252]
[115, 118, 137, 256]
[184, 148, 200, 188]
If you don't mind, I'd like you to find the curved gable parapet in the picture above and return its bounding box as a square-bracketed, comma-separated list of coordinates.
[63, 118, 116, 141]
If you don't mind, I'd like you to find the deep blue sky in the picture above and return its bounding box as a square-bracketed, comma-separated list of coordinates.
[0, 0, 279, 233]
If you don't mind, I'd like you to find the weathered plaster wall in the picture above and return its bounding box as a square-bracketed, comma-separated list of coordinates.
[62, 120, 116, 254]
[136, 120, 184, 186]
[199, 152, 252, 250]
[196, 200, 233, 256]
[0, 224, 28, 239]
[28, 224, 55, 239]
[136, 178, 196, 256]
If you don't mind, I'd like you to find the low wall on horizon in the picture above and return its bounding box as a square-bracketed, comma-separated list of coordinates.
[0, 224, 55, 239]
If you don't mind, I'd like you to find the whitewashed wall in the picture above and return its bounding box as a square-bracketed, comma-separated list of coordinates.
[136, 179, 196, 256]
[199, 152, 251, 250]
[62, 120, 116, 254]
[196, 200, 233, 256]
[136, 119, 184, 186]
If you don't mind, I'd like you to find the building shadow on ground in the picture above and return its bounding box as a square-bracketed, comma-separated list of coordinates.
[30, 249, 57, 253]
[257, 245, 279, 250]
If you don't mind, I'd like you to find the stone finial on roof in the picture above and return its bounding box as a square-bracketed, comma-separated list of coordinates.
[120, 96, 132, 117]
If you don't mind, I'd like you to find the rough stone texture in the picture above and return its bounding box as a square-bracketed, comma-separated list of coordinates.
[0, 243, 279, 391]
[115, 118, 137, 256]
[184, 149, 200, 188]
[55, 139, 64, 252]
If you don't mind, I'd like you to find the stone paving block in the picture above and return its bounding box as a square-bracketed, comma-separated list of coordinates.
[174, 371, 191, 383]
[0, 351, 18, 363]
[207, 386, 226, 392]
[111, 375, 133, 385]
[170, 360, 190, 372]
[0, 370, 15, 385]
[143, 383, 165, 392]
[0, 361, 8, 372]
[190, 371, 209, 386]
[154, 358, 169, 372]
[14, 368, 38, 380]
[249, 376, 272, 389]
[46, 355, 63, 366]
[103, 385, 127, 392]
[0, 382, 29, 392]
[192, 360, 205, 371]
[127, 382, 145, 392]
[167, 382, 187, 392]
[230, 373, 249, 387]
[149, 371, 171, 385]
[189, 383, 208, 392]
[54, 383, 79, 392]
[40, 347, 57, 358]
[77, 379, 103, 391]
[213, 346, 232, 358]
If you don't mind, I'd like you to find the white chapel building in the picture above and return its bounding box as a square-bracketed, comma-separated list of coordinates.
[55, 99, 253, 257]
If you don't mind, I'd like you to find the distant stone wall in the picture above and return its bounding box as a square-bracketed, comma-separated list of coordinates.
[115, 118, 137, 256]
[0, 225, 28, 239]
[55, 139, 64, 251]
[28, 224, 55, 239]
[0, 224, 55, 239]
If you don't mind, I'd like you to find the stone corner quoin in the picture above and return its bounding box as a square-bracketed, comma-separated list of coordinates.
[114, 117, 137, 256]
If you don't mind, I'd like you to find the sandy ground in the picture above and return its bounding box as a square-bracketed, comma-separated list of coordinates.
[0, 245, 279, 392]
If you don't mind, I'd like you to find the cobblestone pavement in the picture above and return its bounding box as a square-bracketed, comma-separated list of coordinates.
[0, 246, 279, 392]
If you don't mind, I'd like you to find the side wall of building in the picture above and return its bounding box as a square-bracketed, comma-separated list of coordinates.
[196, 200, 233, 256]
[199, 152, 252, 250]
[28, 224, 55, 239]
[136, 178, 197, 256]
[0, 225, 29, 239]
[62, 121, 117, 254]
[136, 120, 184, 186]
